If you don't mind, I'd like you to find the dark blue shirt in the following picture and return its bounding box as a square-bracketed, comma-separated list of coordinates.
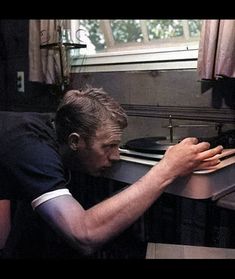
[0, 111, 67, 202]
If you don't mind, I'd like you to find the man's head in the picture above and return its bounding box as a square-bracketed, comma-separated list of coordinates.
[55, 86, 128, 176]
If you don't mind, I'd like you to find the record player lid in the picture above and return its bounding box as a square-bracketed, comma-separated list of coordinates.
[123, 136, 177, 154]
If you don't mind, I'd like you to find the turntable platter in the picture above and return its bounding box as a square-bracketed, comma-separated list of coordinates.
[123, 137, 177, 154]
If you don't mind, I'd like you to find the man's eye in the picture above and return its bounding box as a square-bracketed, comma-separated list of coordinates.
[109, 144, 117, 148]
[103, 144, 118, 149]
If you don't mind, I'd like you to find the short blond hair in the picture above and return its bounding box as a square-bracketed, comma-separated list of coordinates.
[55, 86, 128, 144]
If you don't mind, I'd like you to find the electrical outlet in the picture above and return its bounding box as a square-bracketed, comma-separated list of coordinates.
[17, 71, 25, 93]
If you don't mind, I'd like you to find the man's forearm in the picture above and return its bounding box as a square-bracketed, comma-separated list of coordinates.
[84, 162, 174, 246]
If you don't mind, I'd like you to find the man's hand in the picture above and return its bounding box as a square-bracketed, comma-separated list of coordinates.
[159, 137, 223, 177]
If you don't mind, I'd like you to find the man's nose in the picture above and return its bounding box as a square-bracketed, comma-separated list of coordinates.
[109, 148, 120, 161]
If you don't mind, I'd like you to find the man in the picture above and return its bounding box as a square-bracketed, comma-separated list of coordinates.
[0, 86, 223, 258]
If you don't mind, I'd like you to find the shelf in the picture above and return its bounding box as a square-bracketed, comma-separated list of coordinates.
[40, 42, 87, 50]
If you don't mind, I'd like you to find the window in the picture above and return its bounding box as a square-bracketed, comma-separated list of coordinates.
[70, 19, 202, 72]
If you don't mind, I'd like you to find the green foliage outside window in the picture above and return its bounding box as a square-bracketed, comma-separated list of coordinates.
[77, 19, 202, 54]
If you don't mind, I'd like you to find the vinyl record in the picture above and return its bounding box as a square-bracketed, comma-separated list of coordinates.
[123, 136, 176, 154]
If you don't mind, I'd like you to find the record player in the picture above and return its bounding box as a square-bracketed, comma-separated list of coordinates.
[120, 116, 235, 160]
[120, 129, 235, 160]
[123, 136, 175, 154]
[103, 119, 235, 200]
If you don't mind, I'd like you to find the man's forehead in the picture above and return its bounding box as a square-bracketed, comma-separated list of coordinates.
[95, 123, 123, 140]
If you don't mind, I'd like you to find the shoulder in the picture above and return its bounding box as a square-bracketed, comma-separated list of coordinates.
[0, 111, 55, 131]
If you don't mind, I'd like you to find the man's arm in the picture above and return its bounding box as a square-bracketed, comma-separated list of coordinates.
[35, 138, 223, 255]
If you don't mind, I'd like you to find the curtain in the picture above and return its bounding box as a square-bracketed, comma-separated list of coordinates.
[197, 20, 235, 80]
[29, 19, 71, 85]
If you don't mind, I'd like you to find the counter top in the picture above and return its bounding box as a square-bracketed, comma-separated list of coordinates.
[103, 149, 235, 200]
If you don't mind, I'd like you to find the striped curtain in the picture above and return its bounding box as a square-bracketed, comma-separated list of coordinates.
[28, 19, 71, 86]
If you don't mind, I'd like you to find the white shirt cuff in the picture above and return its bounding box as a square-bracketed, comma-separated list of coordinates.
[31, 188, 72, 210]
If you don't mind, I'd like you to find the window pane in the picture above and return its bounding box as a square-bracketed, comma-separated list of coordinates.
[147, 20, 184, 40]
[188, 20, 202, 37]
[78, 19, 106, 53]
[73, 19, 202, 55]
[110, 20, 143, 43]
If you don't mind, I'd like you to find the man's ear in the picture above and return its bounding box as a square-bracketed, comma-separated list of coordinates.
[68, 133, 82, 151]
